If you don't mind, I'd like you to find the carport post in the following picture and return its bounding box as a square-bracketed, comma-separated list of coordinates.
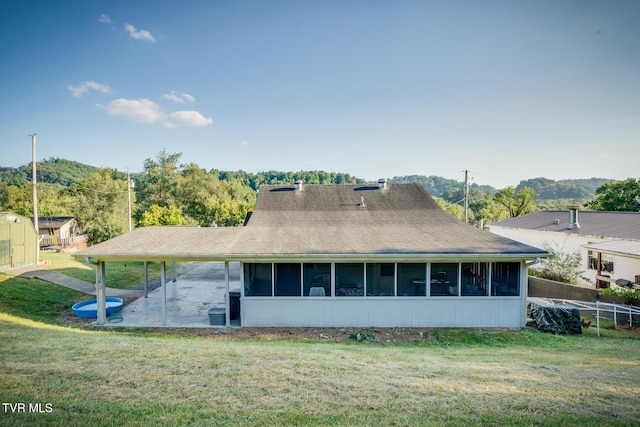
[161, 262, 167, 325]
[143, 261, 148, 298]
[225, 261, 230, 327]
[96, 261, 107, 325]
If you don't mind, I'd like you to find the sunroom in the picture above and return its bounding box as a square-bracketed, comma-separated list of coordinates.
[243, 261, 521, 298]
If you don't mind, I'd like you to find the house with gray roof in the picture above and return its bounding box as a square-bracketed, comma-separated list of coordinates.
[488, 208, 640, 288]
[77, 180, 548, 328]
[38, 216, 88, 249]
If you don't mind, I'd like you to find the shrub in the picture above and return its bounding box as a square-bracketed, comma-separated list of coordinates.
[349, 329, 375, 342]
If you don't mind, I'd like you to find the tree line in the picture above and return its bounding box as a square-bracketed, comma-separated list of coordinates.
[0, 151, 637, 243]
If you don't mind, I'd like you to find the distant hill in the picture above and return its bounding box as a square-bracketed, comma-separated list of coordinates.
[515, 177, 614, 200]
[0, 158, 618, 203]
[389, 175, 495, 197]
[390, 174, 616, 201]
[0, 158, 99, 187]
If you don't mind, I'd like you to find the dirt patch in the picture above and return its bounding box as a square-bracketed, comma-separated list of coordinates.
[131, 326, 429, 343]
[59, 310, 427, 343]
[58, 297, 431, 343]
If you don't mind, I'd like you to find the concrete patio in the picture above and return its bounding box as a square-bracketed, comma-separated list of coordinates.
[109, 262, 242, 328]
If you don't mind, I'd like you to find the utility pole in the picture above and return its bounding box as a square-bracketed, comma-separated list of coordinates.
[127, 167, 132, 232]
[30, 133, 39, 262]
[463, 170, 469, 224]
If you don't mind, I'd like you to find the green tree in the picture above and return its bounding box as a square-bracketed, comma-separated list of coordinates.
[494, 186, 537, 218]
[434, 197, 465, 221]
[586, 178, 640, 212]
[72, 168, 130, 243]
[1, 183, 74, 218]
[136, 150, 183, 211]
[139, 204, 185, 226]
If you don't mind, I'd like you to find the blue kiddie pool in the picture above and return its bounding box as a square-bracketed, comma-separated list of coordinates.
[72, 297, 124, 318]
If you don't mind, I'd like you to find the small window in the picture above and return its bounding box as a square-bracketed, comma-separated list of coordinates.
[336, 263, 364, 297]
[491, 262, 520, 296]
[588, 251, 615, 273]
[274, 263, 301, 296]
[430, 263, 459, 296]
[397, 263, 426, 296]
[461, 262, 488, 296]
[303, 263, 331, 296]
[366, 263, 395, 296]
[244, 263, 272, 296]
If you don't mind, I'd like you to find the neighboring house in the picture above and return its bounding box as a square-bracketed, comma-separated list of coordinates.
[488, 208, 640, 288]
[0, 212, 38, 271]
[77, 181, 548, 327]
[38, 216, 88, 249]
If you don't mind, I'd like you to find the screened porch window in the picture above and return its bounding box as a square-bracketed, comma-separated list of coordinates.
[491, 262, 520, 296]
[366, 263, 395, 296]
[275, 263, 302, 296]
[336, 263, 364, 297]
[430, 263, 459, 296]
[303, 263, 331, 296]
[244, 263, 272, 296]
[461, 262, 488, 296]
[397, 263, 426, 296]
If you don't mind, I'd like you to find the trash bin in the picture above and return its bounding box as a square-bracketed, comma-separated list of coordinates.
[229, 292, 241, 320]
[207, 308, 225, 326]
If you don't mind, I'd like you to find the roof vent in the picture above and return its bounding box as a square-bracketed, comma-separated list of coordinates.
[553, 219, 560, 225]
[294, 180, 303, 191]
[568, 206, 580, 230]
[359, 196, 366, 208]
[378, 178, 388, 190]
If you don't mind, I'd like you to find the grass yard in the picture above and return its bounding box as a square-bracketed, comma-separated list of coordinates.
[40, 252, 164, 290]
[1, 255, 639, 426]
[1, 313, 639, 426]
[0, 273, 84, 324]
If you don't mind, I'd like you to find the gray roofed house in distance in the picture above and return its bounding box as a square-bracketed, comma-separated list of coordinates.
[488, 207, 640, 288]
[77, 180, 549, 328]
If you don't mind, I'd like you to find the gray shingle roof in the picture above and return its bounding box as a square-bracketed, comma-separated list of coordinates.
[488, 210, 640, 240]
[77, 183, 548, 261]
[38, 216, 75, 229]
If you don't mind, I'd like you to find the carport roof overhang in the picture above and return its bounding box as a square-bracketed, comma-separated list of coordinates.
[73, 226, 549, 264]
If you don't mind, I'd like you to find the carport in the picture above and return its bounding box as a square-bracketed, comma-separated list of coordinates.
[74, 227, 245, 327]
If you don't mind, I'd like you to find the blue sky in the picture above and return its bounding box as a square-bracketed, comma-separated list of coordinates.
[1, 0, 638, 188]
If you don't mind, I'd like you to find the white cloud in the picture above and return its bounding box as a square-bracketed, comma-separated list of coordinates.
[163, 91, 196, 104]
[124, 23, 156, 42]
[162, 111, 213, 128]
[98, 98, 166, 123]
[68, 81, 111, 98]
[98, 98, 213, 128]
[99, 14, 111, 24]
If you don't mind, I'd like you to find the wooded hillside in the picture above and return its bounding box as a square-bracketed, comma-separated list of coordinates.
[0, 152, 629, 243]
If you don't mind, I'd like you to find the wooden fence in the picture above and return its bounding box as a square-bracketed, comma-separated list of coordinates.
[40, 234, 89, 249]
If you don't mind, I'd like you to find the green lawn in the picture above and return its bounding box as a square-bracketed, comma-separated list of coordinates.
[40, 252, 164, 289]
[1, 314, 639, 426]
[0, 253, 166, 324]
[1, 255, 639, 425]
[0, 274, 84, 324]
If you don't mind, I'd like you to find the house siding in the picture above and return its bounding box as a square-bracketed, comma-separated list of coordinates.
[241, 298, 524, 327]
[239, 260, 528, 328]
